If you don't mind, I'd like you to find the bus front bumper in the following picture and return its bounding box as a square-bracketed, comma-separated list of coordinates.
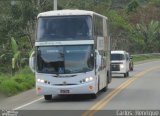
[36, 81, 96, 96]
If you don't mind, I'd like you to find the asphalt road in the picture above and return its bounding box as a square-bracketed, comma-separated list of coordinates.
[1, 60, 160, 116]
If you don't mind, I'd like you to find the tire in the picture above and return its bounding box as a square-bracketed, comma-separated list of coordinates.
[124, 72, 127, 77]
[90, 94, 97, 99]
[131, 62, 134, 71]
[44, 95, 52, 101]
[107, 70, 112, 84]
[124, 72, 129, 77]
[102, 85, 107, 92]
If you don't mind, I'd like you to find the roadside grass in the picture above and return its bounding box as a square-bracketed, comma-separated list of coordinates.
[0, 67, 35, 96]
[132, 54, 160, 62]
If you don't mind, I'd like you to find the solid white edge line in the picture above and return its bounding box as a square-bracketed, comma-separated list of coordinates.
[12, 60, 160, 110]
[13, 97, 43, 110]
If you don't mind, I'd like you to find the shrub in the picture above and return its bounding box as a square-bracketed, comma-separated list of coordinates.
[0, 67, 35, 96]
[0, 79, 19, 96]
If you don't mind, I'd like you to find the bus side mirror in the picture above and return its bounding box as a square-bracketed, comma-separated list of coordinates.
[29, 51, 35, 73]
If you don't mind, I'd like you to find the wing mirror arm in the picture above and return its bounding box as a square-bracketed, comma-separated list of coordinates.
[95, 50, 101, 71]
[29, 51, 35, 73]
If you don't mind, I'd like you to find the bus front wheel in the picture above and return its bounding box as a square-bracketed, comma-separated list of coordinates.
[90, 94, 97, 99]
[124, 72, 129, 77]
[44, 95, 52, 101]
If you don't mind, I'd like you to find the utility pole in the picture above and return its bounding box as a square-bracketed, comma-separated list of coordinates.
[54, 0, 57, 10]
[37, 0, 40, 10]
[38, 0, 40, 6]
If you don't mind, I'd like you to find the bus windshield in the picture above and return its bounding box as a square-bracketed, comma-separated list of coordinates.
[111, 54, 125, 61]
[37, 16, 92, 41]
[37, 45, 94, 74]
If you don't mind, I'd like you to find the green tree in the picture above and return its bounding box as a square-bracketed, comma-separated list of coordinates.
[136, 20, 160, 52]
[126, 0, 139, 13]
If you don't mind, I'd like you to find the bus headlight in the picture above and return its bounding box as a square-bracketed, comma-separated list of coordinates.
[120, 64, 124, 69]
[80, 77, 94, 83]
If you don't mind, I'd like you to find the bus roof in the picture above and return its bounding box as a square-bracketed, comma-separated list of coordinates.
[37, 9, 108, 19]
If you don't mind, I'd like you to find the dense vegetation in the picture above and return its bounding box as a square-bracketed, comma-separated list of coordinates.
[0, 67, 34, 96]
[132, 54, 160, 62]
[0, 0, 159, 96]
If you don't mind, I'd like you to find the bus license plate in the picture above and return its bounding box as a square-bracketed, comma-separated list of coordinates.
[60, 90, 70, 94]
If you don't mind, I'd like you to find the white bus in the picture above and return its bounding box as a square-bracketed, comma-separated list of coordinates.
[29, 10, 111, 100]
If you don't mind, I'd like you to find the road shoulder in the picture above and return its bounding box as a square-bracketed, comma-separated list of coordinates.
[0, 88, 39, 110]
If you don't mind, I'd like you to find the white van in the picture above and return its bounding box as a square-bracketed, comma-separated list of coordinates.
[111, 51, 130, 77]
